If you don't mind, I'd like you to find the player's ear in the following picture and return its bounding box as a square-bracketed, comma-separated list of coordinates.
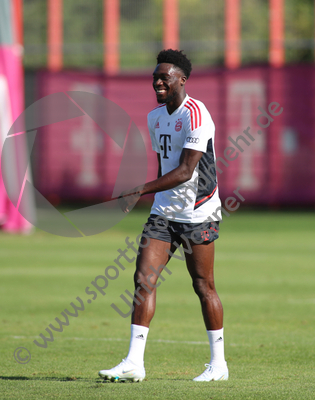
[180, 76, 187, 86]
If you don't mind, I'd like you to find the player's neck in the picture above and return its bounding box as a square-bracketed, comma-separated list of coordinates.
[166, 92, 187, 115]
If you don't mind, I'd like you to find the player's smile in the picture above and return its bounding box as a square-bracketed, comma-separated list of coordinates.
[155, 88, 167, 98]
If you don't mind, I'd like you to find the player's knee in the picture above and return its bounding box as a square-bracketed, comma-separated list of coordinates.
[134, 269, 144, 285]
[134, 269, 152, 286]
[134, 269, 157, 294]
[192, 277, 214, 299]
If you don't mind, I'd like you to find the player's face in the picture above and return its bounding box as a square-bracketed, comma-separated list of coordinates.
[153, 63, 185, 104]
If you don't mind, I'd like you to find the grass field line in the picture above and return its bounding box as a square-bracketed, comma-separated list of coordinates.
[287, 298, 315, 304]
[11, 336, 255, 348]
[11, 336, 254, 346]
[11, 335, 211, 345]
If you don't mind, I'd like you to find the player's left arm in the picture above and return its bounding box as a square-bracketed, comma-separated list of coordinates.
[119, 148, 203, 213]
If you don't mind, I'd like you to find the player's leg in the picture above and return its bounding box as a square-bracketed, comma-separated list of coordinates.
[184, 240, 228, 381]
[99, 233, 177, 382]
[185, 241, 223, 330]
[121, 237, 177, 370]
[132, 237, 177, 327]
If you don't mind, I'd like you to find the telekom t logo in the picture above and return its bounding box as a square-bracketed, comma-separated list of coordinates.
[159, 134, 171, 159]
[70, 83, 102, 187]
[227, 80, 266, 190]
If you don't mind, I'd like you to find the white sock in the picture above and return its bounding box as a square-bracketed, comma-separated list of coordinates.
[125, 324, 149, 368]
[207, 328, 226, 368]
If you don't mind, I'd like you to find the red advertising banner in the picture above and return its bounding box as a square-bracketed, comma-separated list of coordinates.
[34, 66, 315, 207]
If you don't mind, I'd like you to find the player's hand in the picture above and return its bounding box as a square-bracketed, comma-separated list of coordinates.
[118, 187, 142, 213]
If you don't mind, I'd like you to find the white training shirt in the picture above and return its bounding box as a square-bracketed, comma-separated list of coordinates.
[148, 95, 222, 223]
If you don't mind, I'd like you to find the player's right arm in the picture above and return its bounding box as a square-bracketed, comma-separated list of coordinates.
[118, 147, 203, 213]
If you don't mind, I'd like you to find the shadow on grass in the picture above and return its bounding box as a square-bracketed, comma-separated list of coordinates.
[0, 376, 85, 382]
[1, 376, 206, 384]
[96, 378, 194, 384]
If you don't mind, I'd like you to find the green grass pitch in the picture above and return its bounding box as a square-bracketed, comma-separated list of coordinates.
[1, 208, 315, 399]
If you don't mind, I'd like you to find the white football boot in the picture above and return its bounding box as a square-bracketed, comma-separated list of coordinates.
[193, 363, 229, 382]
[99, 359, 145, 382]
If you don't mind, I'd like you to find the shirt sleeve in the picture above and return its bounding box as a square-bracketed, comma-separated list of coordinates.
[183, 102, 215, 153]
[147, 114, 160, 153]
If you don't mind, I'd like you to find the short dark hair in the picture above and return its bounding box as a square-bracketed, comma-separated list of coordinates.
[156, 49, 192, 79]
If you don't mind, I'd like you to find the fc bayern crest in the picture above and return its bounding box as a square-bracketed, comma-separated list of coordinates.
[175, 118, 182, 132]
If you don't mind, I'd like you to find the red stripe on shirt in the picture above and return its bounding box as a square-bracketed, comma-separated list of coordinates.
[194, 185, 218, 207]
[189, 98, 202, 128]
[185, 102, 196, 130]
[187, 101, 197, 130]
[185, 100, 201, 130]
[184, 104, 194, 130]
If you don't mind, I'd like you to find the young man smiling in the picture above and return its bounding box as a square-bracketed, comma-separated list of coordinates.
[99, 49, 228, 382]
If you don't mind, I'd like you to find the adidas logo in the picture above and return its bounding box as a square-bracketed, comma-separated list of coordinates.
[215, 337, 223, 343]
[155, 121, 160, 129]
[136, 334, 145, 340]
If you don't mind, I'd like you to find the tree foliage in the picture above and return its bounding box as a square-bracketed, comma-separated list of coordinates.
[23, 0, 315, 69]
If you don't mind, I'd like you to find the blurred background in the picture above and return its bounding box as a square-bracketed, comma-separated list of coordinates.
[0, 0, 314, 233]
